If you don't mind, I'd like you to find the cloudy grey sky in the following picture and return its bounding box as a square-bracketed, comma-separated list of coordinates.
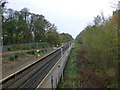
[7, 0, 116, 38]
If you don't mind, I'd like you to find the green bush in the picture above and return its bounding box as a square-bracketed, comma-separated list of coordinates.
[14, 53, 19, 59]
[8, 53, 25, 61]
[7, 47, 12, 51]
[26, 50, 35, 55]
[9, 55, 16, 61]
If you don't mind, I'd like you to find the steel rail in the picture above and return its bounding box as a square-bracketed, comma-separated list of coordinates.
[1, 42, 71, 89]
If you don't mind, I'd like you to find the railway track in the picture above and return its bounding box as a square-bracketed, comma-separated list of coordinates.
[0, 42, 71, 89]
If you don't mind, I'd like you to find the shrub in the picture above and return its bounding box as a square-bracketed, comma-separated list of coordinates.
[7, 47, 12, 51]
[9, 55, 16, 61]
[9, 53, 23, 61]
[26, 50, 35, 55]
[14, 53, 19, 59]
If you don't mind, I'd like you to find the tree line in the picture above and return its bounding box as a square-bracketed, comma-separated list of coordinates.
[2, 5, 73, 45]
[75, 9, 119, 87]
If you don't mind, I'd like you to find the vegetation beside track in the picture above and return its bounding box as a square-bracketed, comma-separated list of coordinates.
[58, 42, 117, 88]
[58, 44, 79, 88]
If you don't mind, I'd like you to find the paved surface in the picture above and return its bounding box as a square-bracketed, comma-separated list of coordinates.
[37, 44, 72, 88]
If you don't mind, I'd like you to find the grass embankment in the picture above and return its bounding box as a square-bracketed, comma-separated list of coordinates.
[58, 43, 108, 88]
[58, 44, 79, 88]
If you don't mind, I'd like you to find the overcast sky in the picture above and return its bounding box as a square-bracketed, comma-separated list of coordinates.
[6, 0, 117, 38]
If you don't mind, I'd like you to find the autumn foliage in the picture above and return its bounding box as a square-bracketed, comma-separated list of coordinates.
[75, 11, 119, 88]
